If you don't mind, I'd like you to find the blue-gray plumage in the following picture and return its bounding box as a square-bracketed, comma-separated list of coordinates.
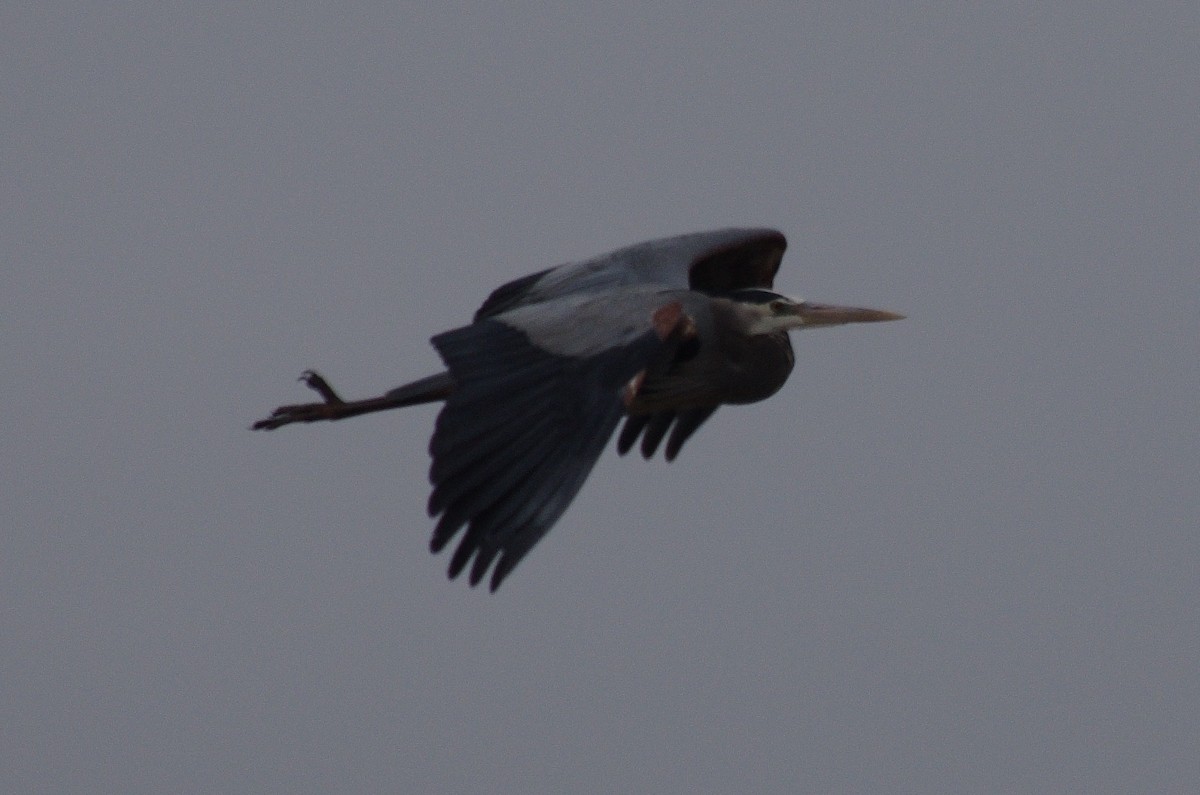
[253, 228, 903, 591]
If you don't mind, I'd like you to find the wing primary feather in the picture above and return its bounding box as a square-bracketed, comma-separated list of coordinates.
[489, 405, 619, 591]
[428, 388, 561, 550]
[467, 399, 622, 580]
[490, 552, 521, 592]
[428, 414, 560, 523]
[448, 528, 481, 579]
[429, 510, 465, 554]
[639, 412, 676, 459]
[468, 542, 501, 587]
[428, 311, 675, 588]
[450, 381, 624, 588]
[462, 420, 592, 549]
[428, 384, 560, 485]
[616, 414, 649, 456]
[664, 406, 717, 461]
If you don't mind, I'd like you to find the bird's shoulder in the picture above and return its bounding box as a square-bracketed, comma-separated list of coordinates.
[473, 228, 786, 320]
[491, 287, 704, 360]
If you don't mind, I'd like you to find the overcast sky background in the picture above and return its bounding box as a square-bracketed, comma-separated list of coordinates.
[4, 5, 1198, 793]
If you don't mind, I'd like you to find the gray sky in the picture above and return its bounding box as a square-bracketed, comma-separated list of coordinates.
[4, 4, 1198, 793]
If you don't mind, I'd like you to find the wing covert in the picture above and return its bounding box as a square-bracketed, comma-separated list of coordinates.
[473, 228, 786, 318]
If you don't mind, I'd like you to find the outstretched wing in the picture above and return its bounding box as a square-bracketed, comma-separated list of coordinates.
[427, 292, 693, 590]
[474, 228, 786, 319]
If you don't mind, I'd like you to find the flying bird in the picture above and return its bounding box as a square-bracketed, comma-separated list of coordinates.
[253, 228, 903, 590]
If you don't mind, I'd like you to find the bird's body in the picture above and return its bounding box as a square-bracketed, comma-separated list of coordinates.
[254, 228, 902, 590]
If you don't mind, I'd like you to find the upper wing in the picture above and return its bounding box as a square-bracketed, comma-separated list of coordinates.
[427, 290, 694, 590]
[474, 228, 786, 320]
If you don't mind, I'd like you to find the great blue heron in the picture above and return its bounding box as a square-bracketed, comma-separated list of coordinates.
[253, 228, 903, 590]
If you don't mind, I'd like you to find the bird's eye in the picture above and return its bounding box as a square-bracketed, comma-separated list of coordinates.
[769, 299, 787, 313]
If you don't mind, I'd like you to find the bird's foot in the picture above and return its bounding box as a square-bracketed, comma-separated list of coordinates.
[296, 369, 344, 404]
[251, 370, 345, 430]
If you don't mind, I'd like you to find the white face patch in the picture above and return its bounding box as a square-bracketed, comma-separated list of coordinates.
[745, 295, 806, 335]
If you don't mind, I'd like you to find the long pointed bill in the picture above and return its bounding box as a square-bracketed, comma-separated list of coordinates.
[796, 302, 905, 327]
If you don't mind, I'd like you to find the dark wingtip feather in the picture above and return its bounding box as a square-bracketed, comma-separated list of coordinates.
[468, 543, 500, 587]
[429, 507, 469, 553]
[489, 551, 522, 592]
[428, 313, 671, 591]
[616, 415, 648, 456]
[639, 412, 675, 459]
[448, 530, 480, 580]
[664, 406, 717, 462]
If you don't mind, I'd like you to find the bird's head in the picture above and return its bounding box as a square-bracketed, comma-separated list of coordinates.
[730, 288, 905, 335]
